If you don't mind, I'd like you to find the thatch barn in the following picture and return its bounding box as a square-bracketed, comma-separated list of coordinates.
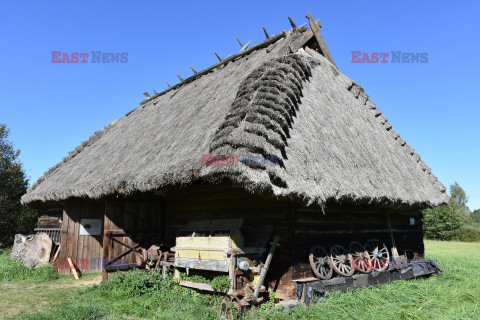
[22, 15, 447, 300]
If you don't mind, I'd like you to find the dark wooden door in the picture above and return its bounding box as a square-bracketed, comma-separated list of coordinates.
[102, 199, 165, 278]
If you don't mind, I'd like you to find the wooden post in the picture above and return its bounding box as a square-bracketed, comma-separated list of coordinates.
[253, 235, 279, 300]
[263, 27, 270, 39]
[386, 214, 399, 258]
[102, 205, 111, 282]
[236, 36, 244, 48]
[173, 267, 181, 279]
[228, 254, 236, 291]
[288, 16, 297, 29]
[162, 265, 167, 279]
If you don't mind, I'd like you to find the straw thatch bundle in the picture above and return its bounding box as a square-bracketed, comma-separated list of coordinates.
[22, 29, 447, 209]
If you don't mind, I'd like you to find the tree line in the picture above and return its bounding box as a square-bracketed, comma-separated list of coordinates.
[0, 124, 37, 247]
[423, 182, 480, 241]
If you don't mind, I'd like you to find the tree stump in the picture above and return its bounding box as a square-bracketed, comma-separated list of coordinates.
[9, 233, 53, 268]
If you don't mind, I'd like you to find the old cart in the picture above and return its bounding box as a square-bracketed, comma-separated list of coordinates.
[171, 219, 278, 316]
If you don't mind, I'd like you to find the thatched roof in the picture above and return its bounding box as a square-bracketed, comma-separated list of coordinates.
[22, 24, 447, 208]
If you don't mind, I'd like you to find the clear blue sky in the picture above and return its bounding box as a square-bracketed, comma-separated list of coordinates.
[1, 1, 479, 210]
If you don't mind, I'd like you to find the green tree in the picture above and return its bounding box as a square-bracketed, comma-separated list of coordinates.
[423, 182, 469, 240]
[0, 124, 37, 247]
[473, 209, 480, 224]
[449, 182, 470, 215]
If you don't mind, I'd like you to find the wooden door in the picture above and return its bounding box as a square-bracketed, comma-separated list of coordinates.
[102, 199, 165, 280]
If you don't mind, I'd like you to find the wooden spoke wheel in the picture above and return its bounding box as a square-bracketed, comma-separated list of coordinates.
[349, 241, 372, 273]
[364, 238, 390, 271]
[330, 245, 354, 277]
[220, 296, 242, 319]
[309, 245, 333, 280]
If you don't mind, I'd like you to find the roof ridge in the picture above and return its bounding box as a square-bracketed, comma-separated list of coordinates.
[347, 82, 447, 194]
[138, 13, 334, 107]
[139, 30, 293, 107]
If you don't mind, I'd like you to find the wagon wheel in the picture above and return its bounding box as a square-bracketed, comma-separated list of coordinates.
[349, 241, 372, 273]
[330, 245, 354, 277]
[309, 245, 333, 280]
[364, 238, 390, 271]
[219, 296, 241, 319]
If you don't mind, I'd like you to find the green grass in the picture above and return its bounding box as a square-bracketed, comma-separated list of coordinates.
[246, 241, 480, 319]
[4, 241, 480, 320]
[20, 271, 223, 320]
[0, 271, 101, 319]
[0, 249, 59, 283]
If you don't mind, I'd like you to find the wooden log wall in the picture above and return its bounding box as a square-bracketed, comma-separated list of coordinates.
[166, 182, 293, 297]
[58, 198, 104, 275]
[57, 182, 425, 300]
[290, 207, 424, 281]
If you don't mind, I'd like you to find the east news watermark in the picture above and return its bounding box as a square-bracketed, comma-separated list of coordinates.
[351, 51, 428, 63]
[51, 51, 128, 63]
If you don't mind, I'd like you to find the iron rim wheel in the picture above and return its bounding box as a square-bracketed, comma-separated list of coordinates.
[330, 245, 354, 277]
[364, 238, 390, 271]
[349, 241, 372, 273]
[220, 296, 241, 319]
[309, 245, 333, 280]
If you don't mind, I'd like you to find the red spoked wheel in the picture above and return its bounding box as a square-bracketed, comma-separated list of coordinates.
[364, 238, 390, 271]
[349, 241, 372, 273]
[330, 245, 355, 277]
[309, 245, 333, 280]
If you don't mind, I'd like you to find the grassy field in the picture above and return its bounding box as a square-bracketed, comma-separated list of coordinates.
[1, 241, 479, 319]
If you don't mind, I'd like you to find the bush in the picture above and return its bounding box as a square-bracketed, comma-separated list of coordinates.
[91, 269, 166, 296]
[423, 205, 465, 240]
[0, 249, 58, 283]
[454, 226, 480, 242]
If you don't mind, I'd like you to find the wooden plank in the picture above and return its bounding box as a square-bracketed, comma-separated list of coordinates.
[93, 201, 104, 272]
[179, 281, 225, 292]
[102, 203, 113, 281]
[305, 12, 336, 67]
[52, 244, 61, 262]
[289, 29, 314, 53]
[70, 202, 79, 275]
[64, 203, 75, 275]
[59, 207, 69, 264]
[254, 235, 279, 300]
[292, 277, 318, 283]
[67, 258, 80, 280]
[77, 200, 86, 269]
